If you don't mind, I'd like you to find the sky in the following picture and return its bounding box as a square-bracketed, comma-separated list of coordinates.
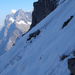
[0, 0, 38, 30]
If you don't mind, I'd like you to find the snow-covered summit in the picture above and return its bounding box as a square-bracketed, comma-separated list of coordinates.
[9, 9, 17, 14]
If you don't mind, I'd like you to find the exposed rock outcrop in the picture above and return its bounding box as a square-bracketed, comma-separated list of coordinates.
[30, 0, 59, 29]
[73, 51, 75, 56]
[68, 58, 75, 75]
[27, 29, 40, 41]
[62, 16, 73, 29]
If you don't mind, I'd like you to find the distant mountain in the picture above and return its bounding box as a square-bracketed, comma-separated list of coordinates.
[0, 9, 32, 55]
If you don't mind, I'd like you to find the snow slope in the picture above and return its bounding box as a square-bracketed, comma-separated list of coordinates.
[0, 0, 75, 75]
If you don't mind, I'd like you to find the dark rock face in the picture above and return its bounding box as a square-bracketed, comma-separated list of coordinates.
[27, 29, 40, 41]
[60, 55, 69, 60]
[70, 73, 74, 75]
[73, 51, 75, 56]
[30, 0, 59, 29]
[62, 16, 73, 29]
[68, 58, 75, 75]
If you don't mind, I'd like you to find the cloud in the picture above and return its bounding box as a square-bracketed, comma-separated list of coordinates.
[9, 9, 17, 14]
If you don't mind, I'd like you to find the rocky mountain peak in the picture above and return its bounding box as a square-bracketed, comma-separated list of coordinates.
[16, 9, 24, 15]
[0, 9, 32, 55]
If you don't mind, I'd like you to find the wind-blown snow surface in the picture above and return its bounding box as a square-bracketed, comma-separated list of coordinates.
[0, 0, 75, 75]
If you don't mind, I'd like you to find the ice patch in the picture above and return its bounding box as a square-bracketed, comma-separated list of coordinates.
[16, 20, 27, 25]
[9, 17, 15, 23]
[27, 22, 31, 25]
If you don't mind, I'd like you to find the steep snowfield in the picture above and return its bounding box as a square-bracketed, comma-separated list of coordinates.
[0, 0, 75, 75]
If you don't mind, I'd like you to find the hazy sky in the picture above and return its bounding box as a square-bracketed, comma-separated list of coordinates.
[0, 0, 38, 29]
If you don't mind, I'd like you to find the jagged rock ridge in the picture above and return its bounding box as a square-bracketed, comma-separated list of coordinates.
[30, 0, 59, 29]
